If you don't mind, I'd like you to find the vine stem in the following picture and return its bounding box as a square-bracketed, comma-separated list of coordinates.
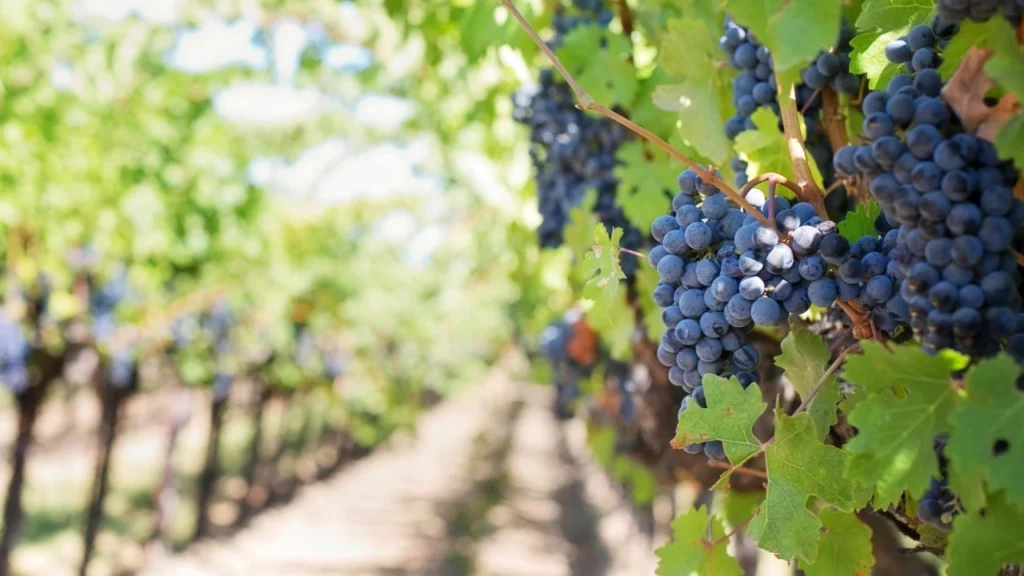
[498, 0, 776, 229]
[739, 172, 803, 200]
[779, 85, 828, 219]
[706, 459, 767, 480]
[619, 247, 646, 259]
[615, 0, 634, 36]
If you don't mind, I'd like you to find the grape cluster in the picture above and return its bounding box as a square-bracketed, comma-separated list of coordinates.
[720, 19, 859, 189]
[882, 20, 958, 76]
[90, 269, 128, 342]
[108, 349, 138, 391]
[204, 301, 232, 356]
[652, 167, 916, 457]
[512, 3, 642, 274]
[539, 317, 582, 419]
[0, 312, 30, 394]
[937, 0, 1024, 25]
[918, 435, 958, 530]
[834, 25, 1024, 357]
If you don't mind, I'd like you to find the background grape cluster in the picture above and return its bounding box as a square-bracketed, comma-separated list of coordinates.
[721, 19, 859, 191]
[937, 0, 1024, 24]
[512, 2, 642, 275]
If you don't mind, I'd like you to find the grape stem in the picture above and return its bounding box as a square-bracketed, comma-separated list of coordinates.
[778, 85, 829, 219]
[619, 247, 646, 259]
[497, 0, 777, 229]
[1016, 249, 1024, 268]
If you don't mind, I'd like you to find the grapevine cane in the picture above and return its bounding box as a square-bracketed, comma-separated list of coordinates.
[497, 0, 777, 230]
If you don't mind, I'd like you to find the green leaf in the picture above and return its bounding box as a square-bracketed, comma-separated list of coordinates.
[765, 0, 841, 73]
[636, 261, 667, 344]
[557, 25, 637, 106]
[614, 141, 677, 233]
[587, 289, 634, 361]
[947, 355, 1024, 510]
[849, 29, 907, 89]
[946, 495, 1024, 576]
[937, 19, 1014, 79]
[748, 411, 864, 563]
[674, 374, 766, 464]
[720, 490, 765, 529]
[458, 2, 502, 63]
[735, 108, 823, 191]
[655, 506, 743, 576]
[855, 0, 933, 31]
[580, 224, 626, 322]
[632, 70, 681, 141]
[588, 425, 617, 468]
[996, 113, 1024, 168]
[656, 18, 734, 164]
[776, 326, 839, 438]
[725, 0, 839, 78]
[842, 342, 962, 507]
[564, 190, 600, 263]
[837, 201, 881, 243]
[798, 509, 875, 576]
[985, 20, 1024, 101]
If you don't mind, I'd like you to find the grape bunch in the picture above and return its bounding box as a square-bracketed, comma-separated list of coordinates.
[834, 24, 1024, 358]
[512, 3, 642, 274]
[90, 269, 128, 342]
[204, 300, 233, 356]
[652, 166, 917, 457]
[0, 312, 30, 394]
[108, 348, 138, 391]
[882, 20, 958, 76]
[720, 19, 859, 189]
[539, 317, 582, 419]
[918, 434, 958, 530]
[937, 0, 1024, 25]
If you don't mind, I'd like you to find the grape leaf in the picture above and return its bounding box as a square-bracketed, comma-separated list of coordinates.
[798, 509, 875, 576]
[458, 2, 501, 64]
[837, 201, 881, 243]
[556, 25, 637, 106]
[842, 342, 962, 507]
[735, 108, 823, 191]
[564, 189, 599, 263]
[946, 495, 1024, 576]
[655, 18, 733, 165]
[985, 20, 1024, 101]
[776, 326, 839, 438]
[947, 355, 1024, 510]
[655, 506, 743, 576]
[724, 0, 839, 77]
[632, 69, 680, 141]
[580, 225, 626, 323]
[721, 489, 765, 529]
[995, 113, 1024, 168]
[586, 289, 633, 361]
[937, 20, 1014, 79]
[747, 411, 864, 563]
[855, 0, 933, 31]
[614, 141, 677, 234]
[765, 0, 841, 73]
[675, 374, 765, 464]
[636, 261, 666, 344]
[849, 29, 907, 89]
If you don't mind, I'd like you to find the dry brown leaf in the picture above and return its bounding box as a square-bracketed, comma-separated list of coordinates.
[942, 47, 1021, 141]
